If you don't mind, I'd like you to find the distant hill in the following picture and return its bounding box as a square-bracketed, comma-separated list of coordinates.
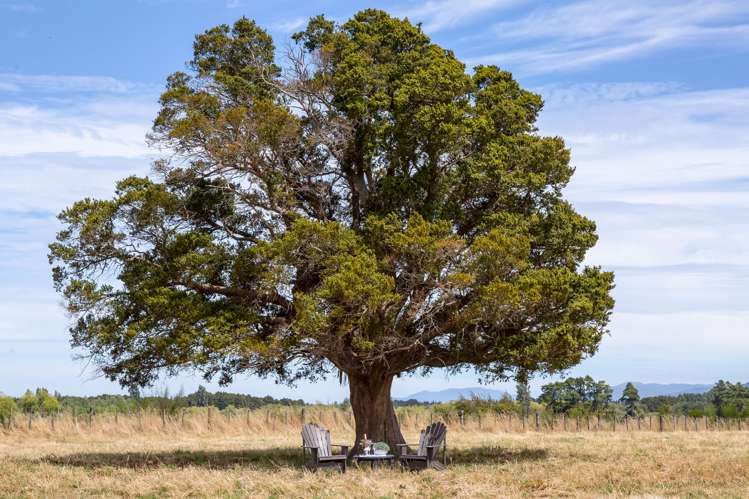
[397, 383, 728, 403]
[395, 387, 509, 403]
[611, 382, 713, 399]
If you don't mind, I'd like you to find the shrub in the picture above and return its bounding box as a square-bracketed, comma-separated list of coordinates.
[0, 395, 17, 428]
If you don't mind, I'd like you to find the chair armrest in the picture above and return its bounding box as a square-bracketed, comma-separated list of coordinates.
[331, 444, 349, 455]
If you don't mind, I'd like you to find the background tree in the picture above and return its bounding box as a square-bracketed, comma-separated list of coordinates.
[49, 10, 614, 451]
[619, 382, 640, 417]
[36, 388, 62, 416]
[0, 395, 17, 429]
[16, 388, 62, 415]
[709, 380, 749, 418]
[18, 390, 37, 414]
[515, 374, 532, 417]
[539, 376, 612, 414]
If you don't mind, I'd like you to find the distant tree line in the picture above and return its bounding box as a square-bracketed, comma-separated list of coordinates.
[3, 379, 747, 423]
[533, 378, 749, 419]
[0, 385, 305, 419]
[390, 378, 749, 420]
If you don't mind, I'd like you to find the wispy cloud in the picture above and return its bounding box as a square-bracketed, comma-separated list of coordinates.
[532, 82, 749, 271]
[470, 0, 749, 74]
[1, 2, 41, 13]
[269, 17, 307, 33]
[538, 83, 749, 194]
[0, 72, 157, 157]
[398, 0, 523, 32]
[572, 310, 749, 383]
[0, 73, 146, 94]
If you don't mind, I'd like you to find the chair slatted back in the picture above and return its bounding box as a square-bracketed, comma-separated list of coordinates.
[302, 423, 332, 458]
[416, 422, 447, 456]
[430, 422, 447, 451]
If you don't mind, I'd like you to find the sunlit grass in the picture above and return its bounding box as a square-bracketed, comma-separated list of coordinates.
[2, 425, 749, 497]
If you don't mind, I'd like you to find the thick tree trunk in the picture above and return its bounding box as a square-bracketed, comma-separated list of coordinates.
[348, 372, 405, 455]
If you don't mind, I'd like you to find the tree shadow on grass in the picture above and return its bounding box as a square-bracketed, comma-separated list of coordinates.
[449, 446, 548, 465]
[39, 445, 547, 470]
[41, 447, 306, 470]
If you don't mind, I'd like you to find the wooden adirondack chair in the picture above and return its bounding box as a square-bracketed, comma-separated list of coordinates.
[397, 422, 448, 471]
[301, 423, 349, 473]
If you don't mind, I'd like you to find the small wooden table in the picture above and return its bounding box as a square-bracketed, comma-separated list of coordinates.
[354, 453, 396, 469]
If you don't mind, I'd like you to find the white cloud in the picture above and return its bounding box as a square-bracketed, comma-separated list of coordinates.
[471, 0, 749, 74]
[398, 0, 523, 32]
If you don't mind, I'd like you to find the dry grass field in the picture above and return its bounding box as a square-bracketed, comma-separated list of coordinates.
[2, 409, 749, 498]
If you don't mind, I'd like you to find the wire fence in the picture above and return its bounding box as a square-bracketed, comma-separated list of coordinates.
[1, 406, 745, 439]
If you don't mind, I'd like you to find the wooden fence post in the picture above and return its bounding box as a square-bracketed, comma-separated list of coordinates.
[658, 414, 664, 432]
[535, 412, 540, 431]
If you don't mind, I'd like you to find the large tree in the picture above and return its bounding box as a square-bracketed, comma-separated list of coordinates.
[49, 10, 614, 451]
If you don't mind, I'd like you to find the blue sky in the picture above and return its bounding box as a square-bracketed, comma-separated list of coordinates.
[1, 0, 748, 401]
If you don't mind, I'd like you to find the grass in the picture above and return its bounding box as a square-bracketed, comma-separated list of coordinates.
[2, 427, 749, 498]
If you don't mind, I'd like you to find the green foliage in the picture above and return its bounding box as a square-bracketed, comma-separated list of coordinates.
[638, 381, 749, 418]
[709, 380, 749, 417]
[16, 388, 62, 415]
[619, 382, 641, 417]
[0, 395, 17, 428]
[4, 387, 305, 416]
[539, 376, 612, 414]
[49, 11, 614, 402]
[432, 394, 521, 420]
[516, 379, 531, 416]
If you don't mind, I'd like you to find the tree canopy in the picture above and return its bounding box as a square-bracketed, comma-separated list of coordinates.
[49, 10, 614, 449]
[619, 382, 640, 417]
[538, 376, 613, 414]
